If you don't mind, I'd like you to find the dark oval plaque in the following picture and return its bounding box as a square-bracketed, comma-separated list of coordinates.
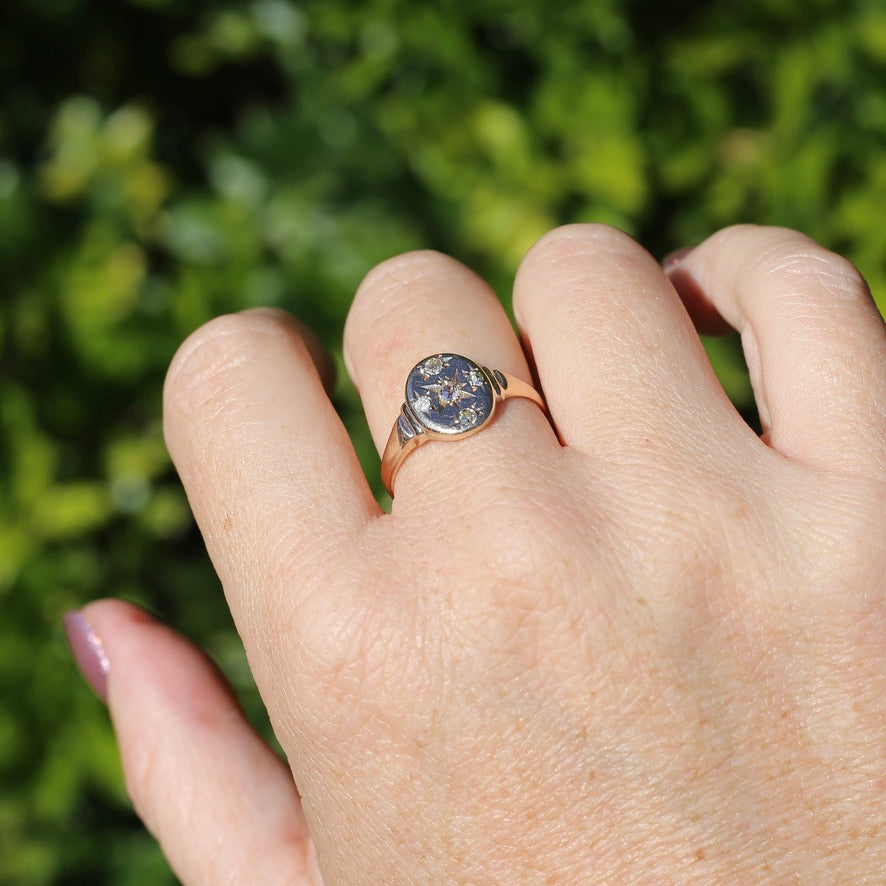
[404, 353, 494, 436]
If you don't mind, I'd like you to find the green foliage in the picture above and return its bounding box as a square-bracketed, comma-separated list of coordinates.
[1, 0, 883, 881]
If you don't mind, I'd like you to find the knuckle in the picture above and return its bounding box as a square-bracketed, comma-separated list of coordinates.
[119, 737, 166, 834]
[282, 578, 425, 744]
[287, 587, 366, 684]
[488, 510, 566, 593]
[720, 227, 872, 307]
[346, 249, 493, 343]
[460, 487, 584, 643]
[344, 248, 490, 381]
[707, 222, 761, 244]
[520, 223, 640, 274]
[515, 223, 655, 316]
[808, 480, 886, 593]
[349, 249, 455, 319]
[282, 571, 402, 700]
[163, 311, 285, 415]
[757, 246, 867, 303]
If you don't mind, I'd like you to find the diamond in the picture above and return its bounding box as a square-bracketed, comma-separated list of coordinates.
[458, 407, 478, 427]
[438, 378, 460, 405]
[422, 356, 444, 376]
[467, 369, 484, 389]
[413, 395, 431, 412]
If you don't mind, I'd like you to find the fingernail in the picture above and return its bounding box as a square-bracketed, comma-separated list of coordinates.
[663, 246, 694, 270]
[63, 611, 109, 702]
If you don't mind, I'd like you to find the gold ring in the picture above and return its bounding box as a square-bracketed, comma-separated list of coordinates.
[381, 353, 546, 496]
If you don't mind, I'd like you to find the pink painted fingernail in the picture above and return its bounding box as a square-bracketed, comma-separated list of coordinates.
[662, 246, 694, 270]
[63, 611, 109, 702]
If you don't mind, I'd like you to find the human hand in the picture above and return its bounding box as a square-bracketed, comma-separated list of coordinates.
[66, 224, 885, 883]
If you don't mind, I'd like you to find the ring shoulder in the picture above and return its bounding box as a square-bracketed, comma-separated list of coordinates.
[482, 366, 507, 398]
[396, 403, 425, 446]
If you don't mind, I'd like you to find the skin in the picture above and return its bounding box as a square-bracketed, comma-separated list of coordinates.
[81, 224, 885, 884]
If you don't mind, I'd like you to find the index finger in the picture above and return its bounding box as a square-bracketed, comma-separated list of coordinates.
[163, 309, 378, 634]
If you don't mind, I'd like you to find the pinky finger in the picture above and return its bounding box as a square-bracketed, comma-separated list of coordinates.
[666, 226, 886, 476]
[64, 600, 322, 886]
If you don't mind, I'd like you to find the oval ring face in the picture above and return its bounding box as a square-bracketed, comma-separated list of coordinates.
[405, 353, 494, 435]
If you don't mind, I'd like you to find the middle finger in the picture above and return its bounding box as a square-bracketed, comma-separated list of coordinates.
[344, 250, 557, 502]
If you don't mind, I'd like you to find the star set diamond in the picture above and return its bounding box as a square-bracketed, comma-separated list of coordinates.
[404, 353, 494, 436]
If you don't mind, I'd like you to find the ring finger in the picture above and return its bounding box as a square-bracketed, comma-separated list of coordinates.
[344, 250, 557, 503]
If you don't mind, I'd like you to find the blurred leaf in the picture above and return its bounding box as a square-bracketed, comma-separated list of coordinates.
[1, 1, 884, 883]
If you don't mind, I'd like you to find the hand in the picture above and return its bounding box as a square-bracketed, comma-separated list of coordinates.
[67, 224, 885, 883]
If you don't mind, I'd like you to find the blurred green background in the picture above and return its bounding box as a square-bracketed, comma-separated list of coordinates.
[1, 0, 884, 882]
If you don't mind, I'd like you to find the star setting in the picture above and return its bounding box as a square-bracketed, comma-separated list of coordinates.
[405, 353, 493, 435]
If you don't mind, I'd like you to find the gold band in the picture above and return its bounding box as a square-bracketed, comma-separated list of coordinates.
[380, 353, 545, 496]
